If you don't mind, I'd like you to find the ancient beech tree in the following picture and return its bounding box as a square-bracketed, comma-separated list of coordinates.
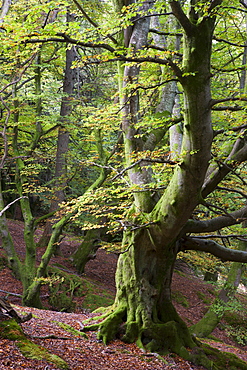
[79, 0, 247, 364]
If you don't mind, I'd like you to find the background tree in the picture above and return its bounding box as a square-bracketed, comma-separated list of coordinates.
[38, 11, 77, 249]
[0, 0, 118, 305]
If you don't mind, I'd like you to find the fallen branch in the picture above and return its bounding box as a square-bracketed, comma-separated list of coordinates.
[0, 289, 22, 298]
[0, 196, 28, 217]
[31, 334, 76, 340]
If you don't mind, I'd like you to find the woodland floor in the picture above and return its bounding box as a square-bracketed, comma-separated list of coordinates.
[0, 219, 247, 369]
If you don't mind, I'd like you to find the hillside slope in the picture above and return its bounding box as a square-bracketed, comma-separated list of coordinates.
[0, 220, 246, 369]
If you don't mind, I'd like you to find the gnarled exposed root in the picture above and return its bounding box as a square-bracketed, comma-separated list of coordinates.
[83, 304, 126, 344]
[82, 306, 232, 370]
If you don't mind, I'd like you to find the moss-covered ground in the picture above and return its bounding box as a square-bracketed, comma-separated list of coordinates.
[0, 318, 68, 369]
[48, 265, 114, 312]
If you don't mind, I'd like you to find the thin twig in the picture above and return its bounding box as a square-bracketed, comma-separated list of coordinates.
[192, 234, 247, 240]
[202, 201, 235, 218]
[111, 157, 176, 181]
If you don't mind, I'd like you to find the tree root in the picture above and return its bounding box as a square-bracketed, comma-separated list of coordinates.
[83, 304, 126, 344]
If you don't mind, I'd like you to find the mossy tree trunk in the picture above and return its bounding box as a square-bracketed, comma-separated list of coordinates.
[12, 92, 42, 306]
[0, 47, 76, 308]
[22, 212, 72, 307]
[72, 228, 103, 274]
[190, 236, 247, 338]
[98, 228, 196, 358]
[0, 173, 22, 279]
[85, 0, 217, 362]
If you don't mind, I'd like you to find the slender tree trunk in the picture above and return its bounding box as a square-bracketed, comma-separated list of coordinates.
[0, 172, 22, 278]
[190, 220, 247, 338]
[38, 14, 76, 248]
[72, 228, 102, 274]
[22, 212, 71, 306]
[190, 247, 246, 338]
[11, 89, 41, 306]
[0, 0, 11, 26]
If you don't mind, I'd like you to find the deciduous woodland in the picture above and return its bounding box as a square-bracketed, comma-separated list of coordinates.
[0, 0, 247, 368]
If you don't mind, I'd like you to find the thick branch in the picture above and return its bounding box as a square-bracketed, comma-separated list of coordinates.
[25, 34, 116, 53]
[0, 196, 27, 216]
[202, 140, 247, 197]
[181, 237, 247, 262]
[183, 205, 247, 234]
[24, 33, 183, 76]
[169, 1, 195, 36]
[210, 96, 247, 107]
[0, 0, 11, 25]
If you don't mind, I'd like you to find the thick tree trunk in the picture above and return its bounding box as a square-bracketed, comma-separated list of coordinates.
[86, 228, 196, 359]
[84, 2, 217, 368]
[102, 229, 195, 355]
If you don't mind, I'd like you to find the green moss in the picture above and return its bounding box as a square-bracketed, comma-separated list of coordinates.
[207, 335, 223, 343]
[172, 291, 189, 308]
[0, 318, 68, 369]
[197, 291, 211, 304]
[17, 340, 68, 369]
[201, 342, 247, 370]
[190, 309, 220, 338]
[82, 292, 114, 311]
[48, 266, 83, 312]
[97, 304, 126, 344]
[141, 320, 195, 359]
[56, 321, 87, 338]
[49, 291, 76, 312]
[0, 318, 24, 340]
[48, 266, 114, 312]
[223, 310, 246, 328]
[0, 256, 7, 270]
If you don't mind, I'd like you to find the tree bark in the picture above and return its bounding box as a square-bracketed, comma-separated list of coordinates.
[98, 229, 196, 356]
[0, 173, 22, 279]
[38, 12, 76, 248]
[84, 2, 217, 365]
[0, 0, 11, 26]
[190, 238, 246, 338]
